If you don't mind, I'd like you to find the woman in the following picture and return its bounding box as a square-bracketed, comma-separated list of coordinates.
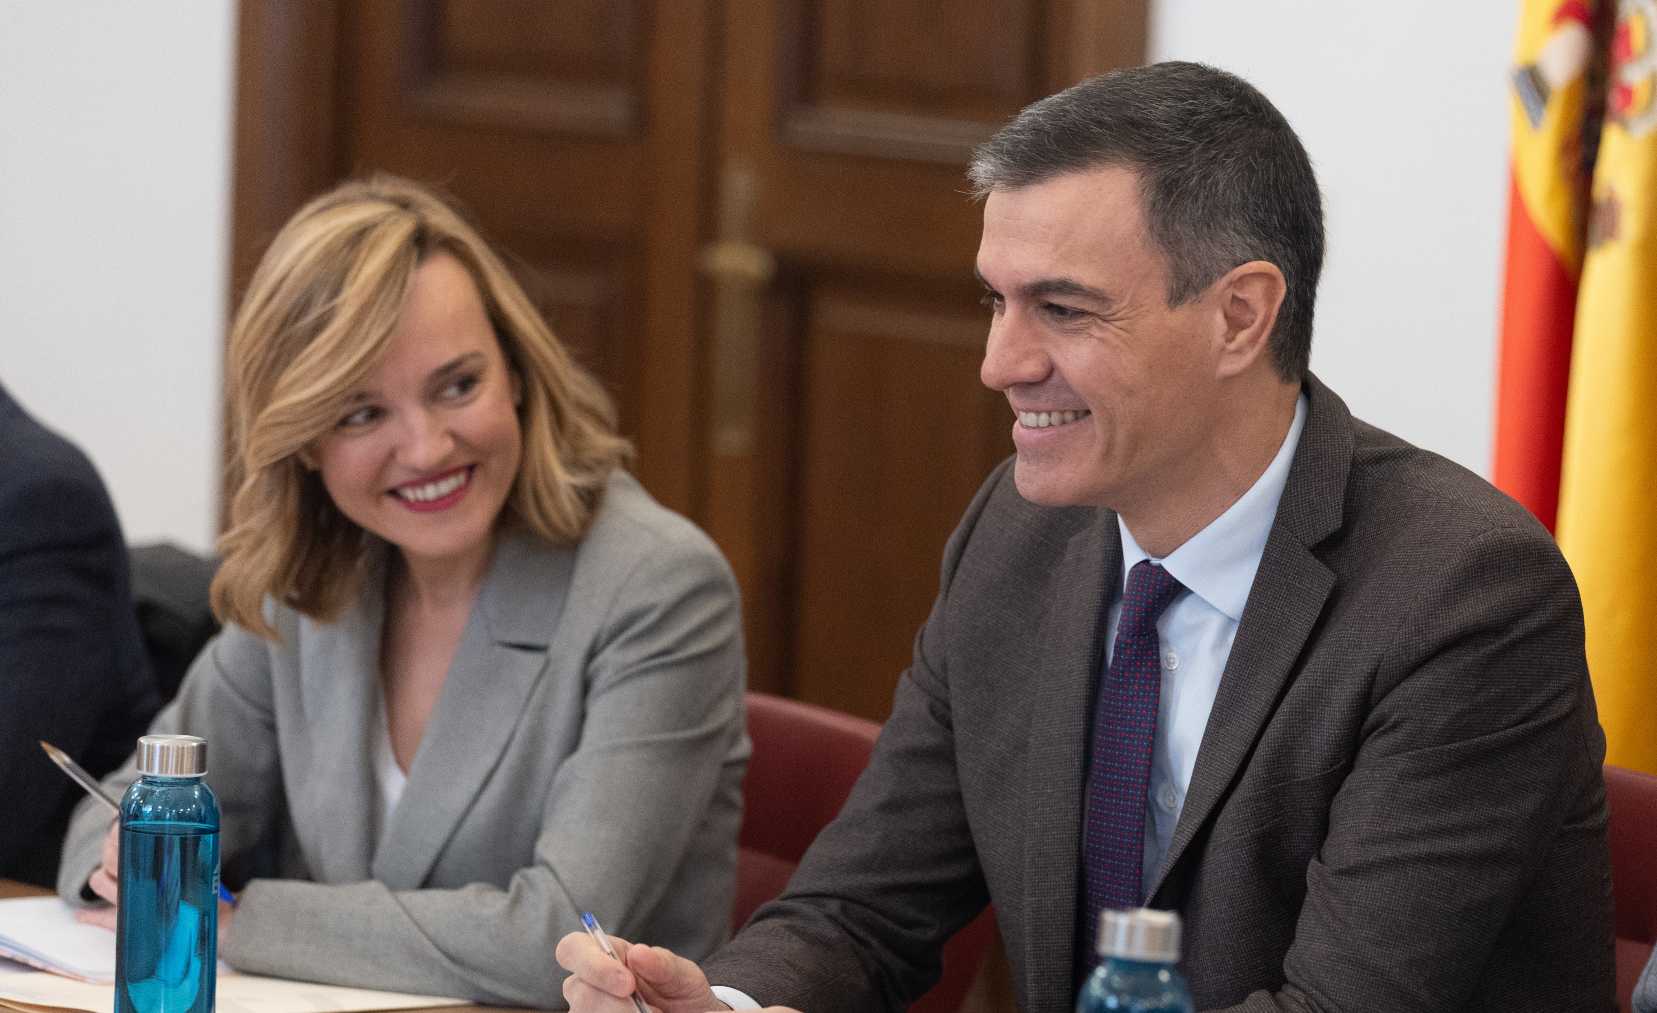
[1638, 948, 1657, 1013]
[57, 176, 748, 1008]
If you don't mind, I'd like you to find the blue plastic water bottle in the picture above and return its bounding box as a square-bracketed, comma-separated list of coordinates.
[1076, 908, 1195, 1013]
[115, 734, 220, 1013]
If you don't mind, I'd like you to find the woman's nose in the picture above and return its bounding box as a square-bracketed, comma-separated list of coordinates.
[395, 409, 455, 469]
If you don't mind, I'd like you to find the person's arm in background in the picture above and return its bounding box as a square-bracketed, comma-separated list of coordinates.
[0, 431, 157, 887]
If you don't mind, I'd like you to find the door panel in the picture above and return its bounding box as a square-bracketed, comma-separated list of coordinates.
[792, 282, 1011, 717]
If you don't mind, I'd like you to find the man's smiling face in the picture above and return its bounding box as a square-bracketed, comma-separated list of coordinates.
[976, 165, 1226, 514]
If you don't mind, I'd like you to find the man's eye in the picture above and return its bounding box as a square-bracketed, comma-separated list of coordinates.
[1042, 302, 1085, 322]
[979, 292, 1004, 312]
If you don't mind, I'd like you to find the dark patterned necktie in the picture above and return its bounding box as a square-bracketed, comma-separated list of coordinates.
[1080, 560, 1185, 960]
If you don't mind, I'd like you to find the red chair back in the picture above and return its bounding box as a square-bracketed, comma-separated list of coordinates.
[1608, 764, 1657, 1013]
[736, 692, 998, 1012]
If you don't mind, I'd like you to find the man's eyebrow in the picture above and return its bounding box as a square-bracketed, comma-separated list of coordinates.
[975, 269, 1116, 308]
[974, 273, 1120, 308]
[1024, 277, 1115, 306]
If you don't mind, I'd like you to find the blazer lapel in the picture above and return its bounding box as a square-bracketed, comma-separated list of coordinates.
[294, 562, 385, 882]
[371, 530, 573, 888]
[1021, 511, 1120, 1011]
[1149, 375, 1352, 899]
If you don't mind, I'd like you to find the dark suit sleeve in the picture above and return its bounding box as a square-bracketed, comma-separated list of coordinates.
[699, 463, 1011, 1013]
[0, 458, 140, 880]
[1211, 524, 1610, 1012]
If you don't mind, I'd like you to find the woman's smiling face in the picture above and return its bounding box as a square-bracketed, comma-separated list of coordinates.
[311, 252, 523, 576]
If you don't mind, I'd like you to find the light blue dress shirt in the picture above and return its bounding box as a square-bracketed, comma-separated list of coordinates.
[714, 396, 1308, 1010]
[1111, 394, 1306, 897]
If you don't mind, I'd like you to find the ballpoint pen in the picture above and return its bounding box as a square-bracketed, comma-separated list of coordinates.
[580, 911, 651, 1013]
[39, 740, 119, 814]
[39, 740, 237, 907]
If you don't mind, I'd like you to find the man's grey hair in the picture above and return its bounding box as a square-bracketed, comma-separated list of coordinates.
[967, 61, 1324, 382]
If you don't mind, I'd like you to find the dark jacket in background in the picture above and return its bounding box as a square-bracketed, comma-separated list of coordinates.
[0, 381, 158, 886]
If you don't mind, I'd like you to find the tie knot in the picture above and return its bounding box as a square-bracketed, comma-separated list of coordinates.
[1120, 560, 1184, 638]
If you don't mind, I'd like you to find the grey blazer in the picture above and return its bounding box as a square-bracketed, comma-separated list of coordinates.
[703, 375, 1614, 1012]
[59, 472, 749, 1009]
[1637, 948, 1657, 1013]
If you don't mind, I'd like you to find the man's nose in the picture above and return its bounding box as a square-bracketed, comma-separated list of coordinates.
[980, 309, 1048, 392]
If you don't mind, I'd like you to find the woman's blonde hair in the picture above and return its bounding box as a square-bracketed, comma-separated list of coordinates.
[213, 175, 632, 638]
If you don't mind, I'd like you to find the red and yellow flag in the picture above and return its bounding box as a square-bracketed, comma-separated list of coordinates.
[1496, 0, 1593, 530]
[1499, 0, 1657, 774]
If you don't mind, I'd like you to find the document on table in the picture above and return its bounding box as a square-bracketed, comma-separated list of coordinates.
[0, 898, 112, 983]
[0, 897, 469, 1012]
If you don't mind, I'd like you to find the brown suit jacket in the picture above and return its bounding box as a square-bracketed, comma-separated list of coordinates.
[704, 375, 1614, 1012]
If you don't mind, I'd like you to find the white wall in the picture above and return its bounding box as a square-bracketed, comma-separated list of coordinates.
[0, 2, 235, 553]
[0, 1, 1509, 557]
[1149, 1, 1512, 476]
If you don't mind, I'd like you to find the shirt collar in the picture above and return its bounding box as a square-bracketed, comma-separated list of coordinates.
[1117, 394, 1308, 622]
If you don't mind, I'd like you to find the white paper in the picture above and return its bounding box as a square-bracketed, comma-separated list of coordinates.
[0, 898, 469, 1012]
[0, 898, 114, 984]
[0, 966, 471, 1013]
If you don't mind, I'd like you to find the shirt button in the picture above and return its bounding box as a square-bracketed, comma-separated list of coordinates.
[1157, 783, 1180, 812]
[1162, 650, 1179, 671]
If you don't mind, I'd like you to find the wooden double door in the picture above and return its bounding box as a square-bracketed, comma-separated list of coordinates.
[233, 0, 1145, 719]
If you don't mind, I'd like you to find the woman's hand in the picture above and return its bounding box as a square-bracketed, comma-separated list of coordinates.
[72, 819, 238, 946]
[74, 820, 120, 930]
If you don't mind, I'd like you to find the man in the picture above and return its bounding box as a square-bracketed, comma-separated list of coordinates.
[0, 380, 158, 885]
[559, 62, 1614, 1012]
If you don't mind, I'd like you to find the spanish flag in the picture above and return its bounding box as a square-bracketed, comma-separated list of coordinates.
[1499, 0, 1657, 775]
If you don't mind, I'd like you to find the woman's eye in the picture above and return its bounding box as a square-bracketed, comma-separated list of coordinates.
[441, 373, 481, 399]
[337, 405, 379, 429]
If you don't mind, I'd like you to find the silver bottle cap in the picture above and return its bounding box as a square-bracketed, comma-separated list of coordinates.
[1096, 907, 1182, 963]
[136, 734, 207, 777]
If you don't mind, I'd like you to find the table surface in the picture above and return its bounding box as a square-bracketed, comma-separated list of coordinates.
[0, 879, 546, 1012]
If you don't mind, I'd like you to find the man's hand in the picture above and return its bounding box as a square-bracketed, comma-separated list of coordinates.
[556, 931, 729, 1012]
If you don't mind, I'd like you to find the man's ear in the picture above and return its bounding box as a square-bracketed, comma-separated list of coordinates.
[1213, 260, 1286, 379]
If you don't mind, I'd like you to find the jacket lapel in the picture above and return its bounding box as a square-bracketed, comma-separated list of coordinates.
[295, 562, 385, 882]
[1148, 376, 1352, 898]
[371, 530, 573, 888]
[1021, 511, 1120, 1011]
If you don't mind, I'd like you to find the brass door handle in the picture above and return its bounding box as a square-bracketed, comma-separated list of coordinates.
[699, 162, 775, 458]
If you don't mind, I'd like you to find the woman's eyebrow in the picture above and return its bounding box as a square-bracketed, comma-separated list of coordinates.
[426, 351, 487, 386]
